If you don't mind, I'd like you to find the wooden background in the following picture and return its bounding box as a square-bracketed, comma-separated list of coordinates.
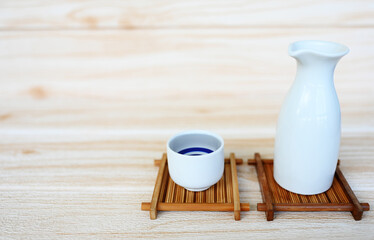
[1, 1, 373, 239]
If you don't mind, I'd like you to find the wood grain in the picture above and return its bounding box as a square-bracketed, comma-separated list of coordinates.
[0, 0, 373, 238]
[0, 135, 373, 239]
[0, 28, 373, 135]
[0, 0, 373, 30]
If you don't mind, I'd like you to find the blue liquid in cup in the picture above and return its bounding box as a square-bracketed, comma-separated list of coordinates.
[178, 147, 213, 156]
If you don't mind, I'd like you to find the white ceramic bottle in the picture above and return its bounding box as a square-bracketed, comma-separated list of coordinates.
[274, 40, 349, 195]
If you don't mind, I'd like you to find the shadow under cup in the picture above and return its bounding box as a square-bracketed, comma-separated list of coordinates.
[167, 131, 224, 191]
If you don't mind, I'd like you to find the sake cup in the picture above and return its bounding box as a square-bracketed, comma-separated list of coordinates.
[167, 130, 224, 192]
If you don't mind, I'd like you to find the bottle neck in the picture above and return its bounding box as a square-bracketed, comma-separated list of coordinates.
[294, 59, 337, 85]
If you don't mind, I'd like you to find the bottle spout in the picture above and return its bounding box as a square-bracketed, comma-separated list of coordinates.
[289, 40, 349, 61]
[289, 41, 349, 81]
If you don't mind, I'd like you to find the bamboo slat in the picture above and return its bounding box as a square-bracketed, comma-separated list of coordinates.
[158, 164, 169, 203]
[332, 178, 350, 203]
[142, 153, 249, 220]
[186, 190, 195, 203]
[254, 153, 274, 221]
[206, 185, 215, 204]
[251, 154, 370, 221]
[230, 153, 241, 221]
[150, 153, 167, 219]
[335, 166, 365, 220]
[216, 175, 226, 203]
[257, 203, 370, 212]
[165, 177, 176, 203]
[264, 163, 280, 203]
[225, 163, 233, 203]
[141, 203, 250, 212]
[195, 191, 205, 203]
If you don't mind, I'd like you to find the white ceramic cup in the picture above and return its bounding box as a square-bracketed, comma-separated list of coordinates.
[167, 130, 224, 192]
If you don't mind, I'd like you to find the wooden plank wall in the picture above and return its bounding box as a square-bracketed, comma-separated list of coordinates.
[0, 1, 373, 139]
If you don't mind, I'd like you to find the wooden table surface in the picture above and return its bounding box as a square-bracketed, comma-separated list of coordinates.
[1, 1, 373, 239]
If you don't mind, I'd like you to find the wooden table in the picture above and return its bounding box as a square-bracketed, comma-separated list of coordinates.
[1, 1, 373, 239]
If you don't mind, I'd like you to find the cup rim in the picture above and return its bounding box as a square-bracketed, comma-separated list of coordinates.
[167, 130, 224, 157]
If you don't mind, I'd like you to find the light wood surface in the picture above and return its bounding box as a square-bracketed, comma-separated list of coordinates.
[0, 0, 373, 239]
[0, 28, 373, 132]
[0, 0, 373, 29]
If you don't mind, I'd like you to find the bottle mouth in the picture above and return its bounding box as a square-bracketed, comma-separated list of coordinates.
[289, 40, 349, 58]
